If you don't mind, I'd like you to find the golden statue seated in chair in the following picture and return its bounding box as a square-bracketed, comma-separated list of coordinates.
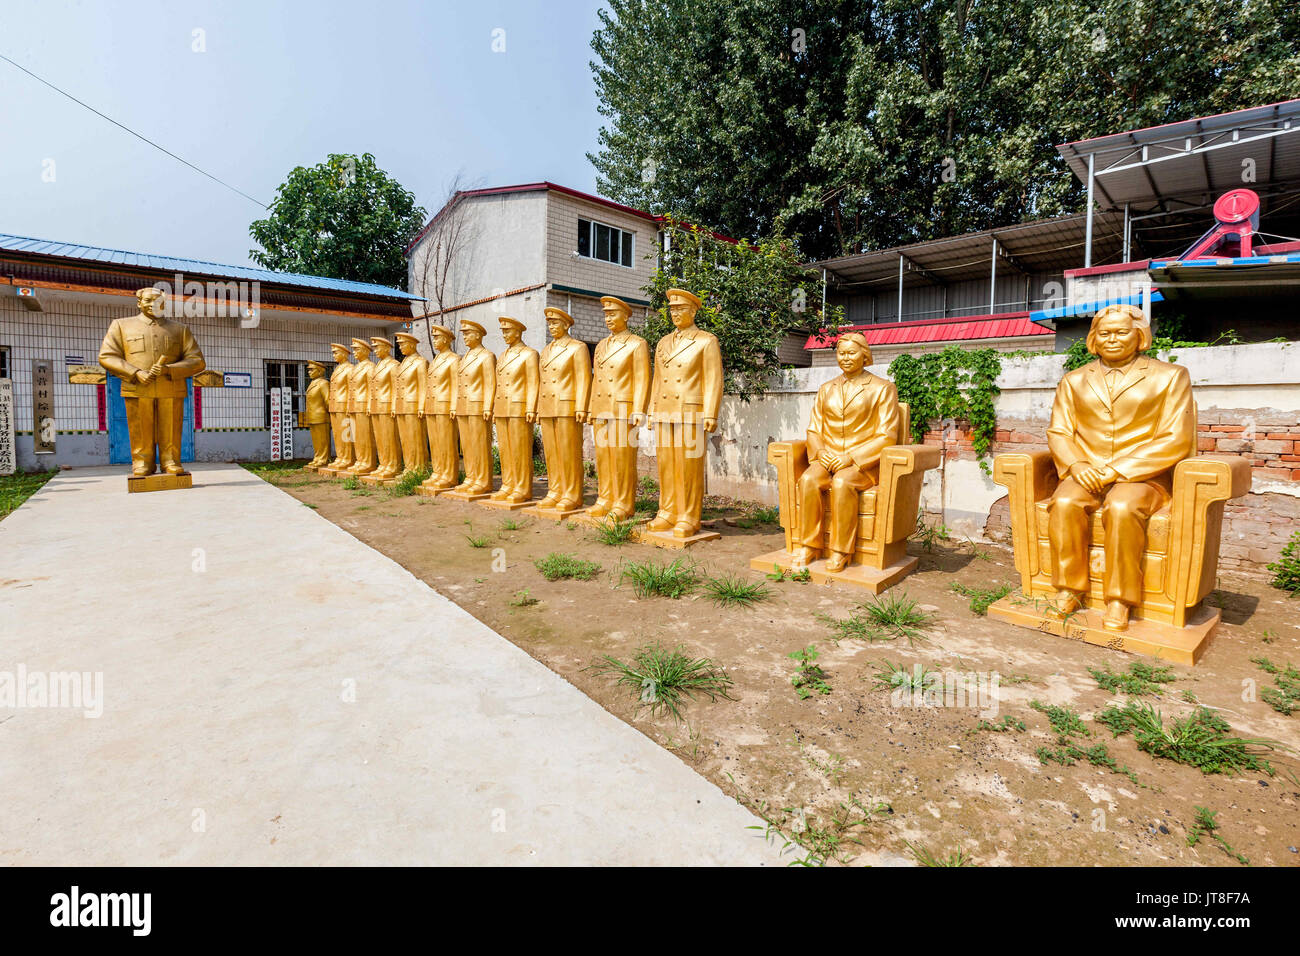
[986, 304, 1250, 665]
[750, 333, 941, 592]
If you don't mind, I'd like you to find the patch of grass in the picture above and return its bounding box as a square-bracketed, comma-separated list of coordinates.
[341, 475, 360, 490]
[1030, 699, 1141, 785]
[1267, 529, 1300, 594]
[1095, 701, 1292, 776]
[745, 795, 891, 867]
[766, 564, 811, 583]
[1252, 657, 1300, 716]
[1186, 806, 1249, 865]
[1089, 661, 1178, 697]
[751, 505, 779, 524]
[789, 644, 831, 699]
[590, 516, 640, 546]
[859, 592, 934, 644]
[498, 516, 530, 533]
[509, 589, 539, 607]
[870, 660, 937, 693]
[465, 533, 490, 548]
[302, 502, 318, 510]
[912, 512, 951, 552]
[389, 465, 431, 497]
[702, 574, 772, 608]
[534, 552, 602, 582]
[588, 642, 734, 721]
[620, 557, 699, 598]
[906, 842, 974, 867]
[0, 470, 56, 520]
[791, 739, 847, 784]
[971, 715, 1026, 734]
[949, 582, 1013, 616]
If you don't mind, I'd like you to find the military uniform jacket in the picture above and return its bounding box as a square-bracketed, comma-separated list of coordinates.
[98, 314, 206, 398]
[649, 327, 723, 425]
[590, 331, 650, 421]
[369, 357, 399, 415]
[348, 360, 373, 415]
[303, 378, 330, 425]
[538, 337, 592, 419]
[454, 347, 496, 416]
[493, 344, 540, 418]
[424, 349, 459, 416]
[806, 372, 902, 469]
[393, 354, 428, 416]
[1047, 356, 1195, 484]
[328, 361, 352, 414]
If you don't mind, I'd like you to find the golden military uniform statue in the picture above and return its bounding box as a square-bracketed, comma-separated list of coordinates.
[365, 336, 402, 482]
[302, 360, 332, 469]
[98, 286, 206, 487]
[988, 303, 1249, 665]
[324, 343, 355, 473]
[489, 317, 540, 507]
[587, 296, 650, 521]
[448, 320, 496, 499]
[793, 333, 902, 572]
[346, 338, 378, 476]
[393, 331, 429, 475]
[419, 324, 460, 495]
[647, 288, 723, 542]
[531, 307, 591, 515]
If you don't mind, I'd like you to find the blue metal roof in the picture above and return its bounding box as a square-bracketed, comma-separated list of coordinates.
[0, 232, 423, 301]
[1031, 290, 1164, 326]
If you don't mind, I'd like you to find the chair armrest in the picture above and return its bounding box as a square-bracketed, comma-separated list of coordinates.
[993, 451, 1057, 591]
[1165, 455, 1251, 620]
[768, 440, 809, 552]
[875, 444, 942, 546]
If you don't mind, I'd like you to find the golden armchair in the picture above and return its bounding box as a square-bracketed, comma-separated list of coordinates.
[750, 404, 942, 592]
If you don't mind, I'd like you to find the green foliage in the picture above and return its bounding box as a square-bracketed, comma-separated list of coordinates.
[0, 470, 56, 521]
[870, 660, 936, 692]
[1267, 530, 1300, 595]
[972, 715, 1026, 734]
[949, 582, 1013, 616]
[620, 557, 700, 598]
[906, 842, 974, 867]
[819, 592, 933, 645]
[389, 466, 432, 497]
[1186, 807, 1249, 865]
[1030, 700, 1140, 784]
[590, 0, 1300, 261]
[590, 516, 641, 546]
[643, 219, 834, 400]
[249, 153, 425, 289]
[1252, 657, 1300, 716]
[702, 574, 773, 608]
[464, 533, 490, 548]
[533, 552, 603, 582]
[341, 475, 360, 491]
[510, 589, 539, 608]
[1088, 661, 1178, 697]
[745, 796, 891, 867]
[912, 512, 952, 552]
[766, 563, 811, 583]
[1096, 702, 1291, 776]
[789, 644, 831, 699]
[589, 642, 734, 721]
[1064, 329, 1244, 373]
[889, 347, 1001, 472]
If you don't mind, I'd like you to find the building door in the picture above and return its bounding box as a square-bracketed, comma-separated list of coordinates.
[106, 376, 195, 465]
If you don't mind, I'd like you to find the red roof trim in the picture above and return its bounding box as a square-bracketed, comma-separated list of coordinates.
[805, 312, 1050, 350]
[1064, 259, 1151, 278]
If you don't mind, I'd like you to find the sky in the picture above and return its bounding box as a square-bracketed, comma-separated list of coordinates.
[0, 0, 611, 266]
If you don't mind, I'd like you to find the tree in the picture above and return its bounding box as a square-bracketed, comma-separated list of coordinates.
[409, 174, 483, 351]
[590, 0, 1300, 261]
[250, 153, 427, 289]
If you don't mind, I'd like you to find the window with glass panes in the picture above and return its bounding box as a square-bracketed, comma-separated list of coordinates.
[577, 217, 634, 267]
[0, 346, 9, 380]
[264, 360, 311, 427]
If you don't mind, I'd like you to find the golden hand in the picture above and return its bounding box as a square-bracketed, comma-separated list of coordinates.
[702, 417, 717, 433]
[818, 451, 843, 472]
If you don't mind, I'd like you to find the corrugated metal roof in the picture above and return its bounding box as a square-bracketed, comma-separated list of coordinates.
[0, 232, 422, 300]
[1150, 252, 1300, 301]
[1030, 291, 1164, 326]
[805, 312, 1050, 350]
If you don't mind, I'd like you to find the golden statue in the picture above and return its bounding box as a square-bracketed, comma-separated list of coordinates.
[325, 343, 355, 473]
[988, 303, 1249, 664]
[393, 331, 429, 475]
[449, 319, 496, 498]
[302, 360, 331, 468]
[365, 336, 403, 481]
[532, 307, 591, 514]
[490, 316, 540, 506]
[587, 296, 650, 521]
[419, 324, 460, 494]
[647, 288, 722, 540]
[346, 338, 378, 476]
[98, 286, 206, 483]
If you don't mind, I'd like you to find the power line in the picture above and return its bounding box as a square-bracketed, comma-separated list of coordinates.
[0, 51, 268, 209]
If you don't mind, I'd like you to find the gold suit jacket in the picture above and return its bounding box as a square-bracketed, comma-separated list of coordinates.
[424, 349, 459, 416]
[303, 378, 330, 425]
[493, 344, 540, 418]
[393, 354, 428, 416]
[328, 362, 352, 414]
[589, 331, 650, 421]
[455, 347, 496, 416]
[806, 372, 902, 469]
[348, 360, 373, 415]
[650, 328, 723, 424]
[1047, 356, 1195, 484]
[368, 356, 399, 415]
[98, 315, 206, 398]
[538, 337, 592, 418]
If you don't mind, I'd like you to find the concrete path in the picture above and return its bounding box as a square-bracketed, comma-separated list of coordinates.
[0, 464, 781, 865]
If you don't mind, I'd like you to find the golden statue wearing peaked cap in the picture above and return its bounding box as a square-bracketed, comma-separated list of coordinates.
[588, 296, 650, 520]
[367, 336, 403, 480]
[393, 331, 429, 474]
[491, 317, 540, 504]
[535, 307, 592, 513]
[325, 343, 355, 472]
[302, 360, 331, 468]
[451, 319, 496, 496]
[420, 324, 460, 492]
[346, 338, 378, 476]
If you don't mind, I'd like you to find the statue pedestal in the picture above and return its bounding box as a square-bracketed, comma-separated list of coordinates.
[524, 504, 589, 522]
[303, 464, 321, 474]
[442, 489, 492, 502]
[127, 473, 193, 494]
[749, 547, 916, 593]
[641, 528, 721, 550]
[986, 594, 1217, 666]
[360, 474, 398, 488]
[415, 484, 454, 498]
[481, 497, 533, 511]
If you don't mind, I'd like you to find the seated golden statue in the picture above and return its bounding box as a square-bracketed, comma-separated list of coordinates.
[751, 333, 940, 591]
[989, 303, 1250, 664]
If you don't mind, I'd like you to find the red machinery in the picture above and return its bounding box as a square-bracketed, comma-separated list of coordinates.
[1177, 188, 1261, 259]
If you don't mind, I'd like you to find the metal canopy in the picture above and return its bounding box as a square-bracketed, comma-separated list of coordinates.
[1150, 252, 1300, 301]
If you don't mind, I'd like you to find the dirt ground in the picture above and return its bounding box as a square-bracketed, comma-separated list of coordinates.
[258, 464, 1300, 867]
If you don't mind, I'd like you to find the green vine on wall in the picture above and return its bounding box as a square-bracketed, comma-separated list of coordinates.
[888, 346, 1002, 474]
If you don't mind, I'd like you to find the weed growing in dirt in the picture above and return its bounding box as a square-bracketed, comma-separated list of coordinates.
[510, 589, 539, 607]
[465, 533, 490, 548]
[1029, 700, 1141, 785]
[767, 564, 811, 583]
[949, 582, 1013, 616]
[588, 642, 734, 720]
[860, 592, 934, 643]
[870, 659, 937, 692]
[790, 738, 847, 784]
[703, 574, 772, 608]
[590, 517, 640, 546]
[1089, 661, 1178, 697]
[1096, 701, 1291, 776]
[743, 793, 891, 866]
[620, 557, 699, 598]
[341, 475, 360, 490]
[906, 842, 974, 867]
[1267, 529, 1300, 594]
[1186, 806, 1249, 865]
[971, 715, 1026, 734]
[789, 645, 831, 699]
[912, 512, 951, 552]
[1252, 657, 1300, 715]
[498, 516, 531, 533]
[389, 466, 431, 497]
[534, 552, 602, 582]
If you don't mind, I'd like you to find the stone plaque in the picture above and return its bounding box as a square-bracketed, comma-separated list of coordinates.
[0, 378, 14, 475]
[32, 359, 55, 455]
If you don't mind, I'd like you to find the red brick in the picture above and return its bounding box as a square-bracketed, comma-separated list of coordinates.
[1216, 439, 1251, 453]
[1252, 467, 1294, 481]
[1265, 433, 1300, 441]
[1197, 437, 1217, 451]
[1211, 425, 1245, 432]
[1009, 430, 1039, 443]
[1254, 440, 1293, 454]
